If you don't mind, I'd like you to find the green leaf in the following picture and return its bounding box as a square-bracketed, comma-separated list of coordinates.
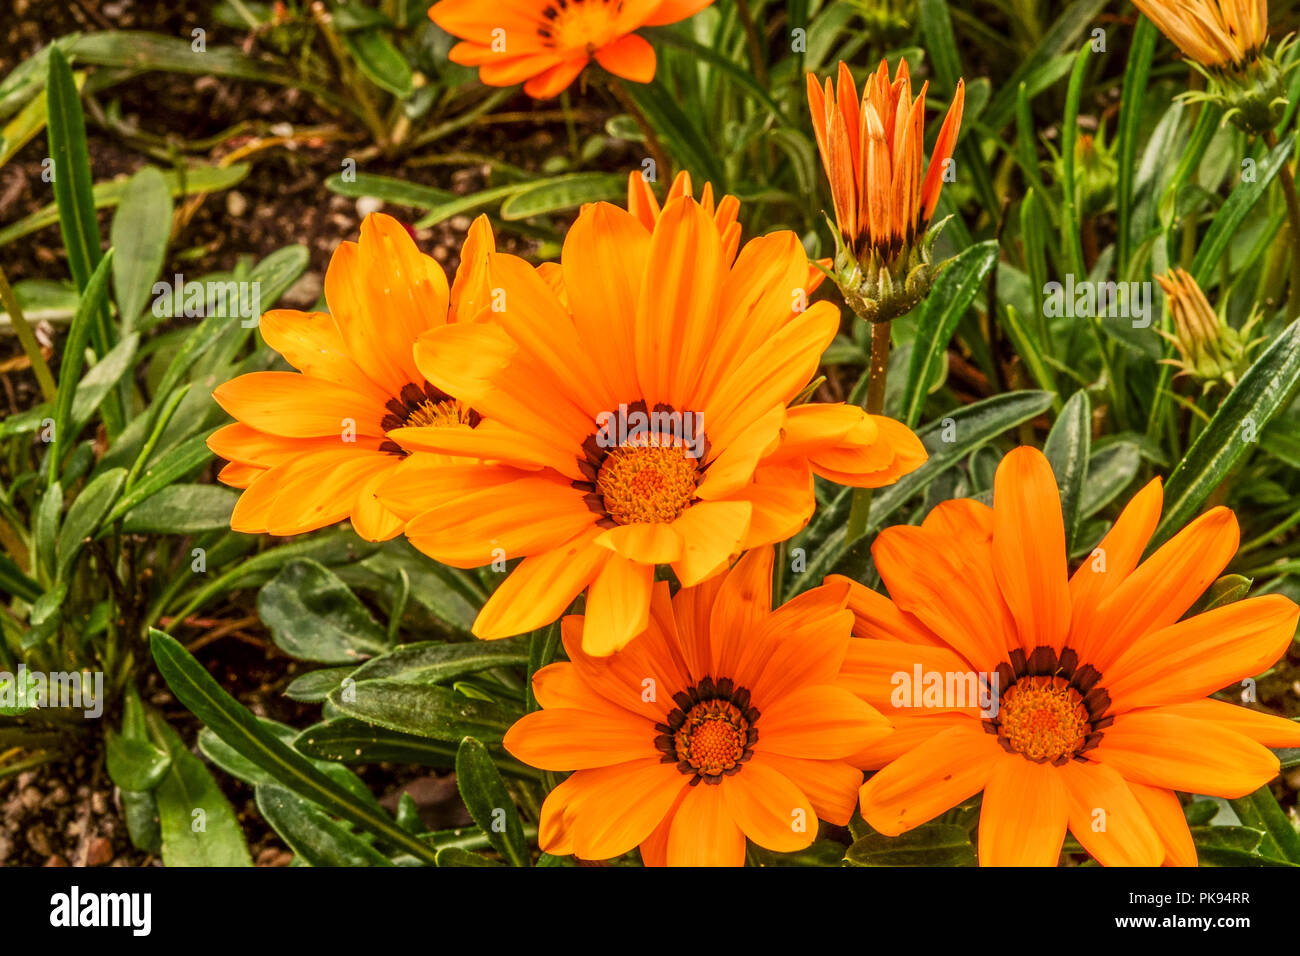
[455, 737, 529, 867]
[324, 172, 452, 209]
[1080, 441, 1141, 518]
[1192, 824, 1297, 866]
[70, 332, 139, 431]
[165, 530, 380, 625]
[248, 243, 310, 312]
[0, 552, 40, 604]
[33, 480, 62, 583]
[436, 846, 505, 867]
[49, 251, 113, 482]
[644, 26, 791, 124]
[284, 666, 355, 703]
[349, 636, 530, 686]
[256, 783, 394, 866]
[498, 173, 625, 220]
[980, 0, 1109, 132]
[413, 182, 533, 229]
[329, 679, 516, 744]
[342, 29, 413, 97]
[917, 0, 962, 93]
[258, 559, 389, 663]
[1043, 389, 1090, 552]
[1191, 133, 1296, 285]
[105, 436, 215, 525]
[55, 466, 125, 580]
[110, 166, 172, 331]
[149, 629, 439, 864]
[104, 727, 171, 792]
[621, 76, 725, 187]
[118, 483, 236, 534]
[147, 712, 252, 867]
[846, 823, 976, 866]
[0, 163, 250, 248]
[1191, 574, 1253, 613]
[198, 721, 381, 812]
[46, 48, 102, 303]
[900, 241, 998, 427]
[1229, 787, 1300, 864]
[1116, 17, 1156, 271]
[292, 718, 463, 770]
[1155, 321, 1300, 547]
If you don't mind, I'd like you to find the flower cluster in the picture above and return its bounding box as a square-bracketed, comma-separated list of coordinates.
[207, 32, 1300, 867]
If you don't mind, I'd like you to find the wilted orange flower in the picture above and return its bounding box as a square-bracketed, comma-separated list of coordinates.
[806, 59, 964, 261]
[845, 446, 1300, 866]
[1131, 0, 1269, 69]
[429, 0, 715, 99]
[378, 194, 925, 654]
[503, 547, 891, 866]
[207, 213, 494, 541]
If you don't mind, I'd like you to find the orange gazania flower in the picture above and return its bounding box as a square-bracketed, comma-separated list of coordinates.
[1131, 0, 1269, 69]
[207, 213, 495, 541]
[429, 0, 715, 99]
[806, 58, 964, 260]
[378, 194, 926, 654]
[503, 547, 891, 866]
[845, 446, 1300, 866]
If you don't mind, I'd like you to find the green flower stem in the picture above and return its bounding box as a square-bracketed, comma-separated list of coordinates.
[606, 77, 672, 183]
[846, 320, 893, 542]
[0, 263, 57, 403]
[1264, 129, 1300, 322]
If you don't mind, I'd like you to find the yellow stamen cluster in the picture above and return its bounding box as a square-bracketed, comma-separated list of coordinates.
[675, 700, 749, 778]
[595, 436, 700, 525]
[404, 398, 475, 430]
[998, 677, 1090, 762]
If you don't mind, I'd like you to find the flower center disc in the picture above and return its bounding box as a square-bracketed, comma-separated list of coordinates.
[674, 700, 749, 778]
[538, 0, 617, 52]
[404, 398, 473, 429]
[595, 435, 700, 525]
[997, 676, 1090, 762]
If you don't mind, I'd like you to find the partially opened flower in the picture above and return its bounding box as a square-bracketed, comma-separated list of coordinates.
[845, 446, 1300, 866]
[1132, 0, 1292, 132]
[1132, 0, 1268, 70]
[429, 0, 714, 99]
[503, 547, 891, 865]
[1155, 267, 1263, 390]
[207, 213, 495, 541]
[378, 194, 925, 653]
[806, 58, 964, 322]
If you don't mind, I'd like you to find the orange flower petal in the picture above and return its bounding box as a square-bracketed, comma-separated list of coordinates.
[666, 782, 746, 866]
[1058, 759, 1163, 867]
[473, 531, 609, 640]
[1094, 711, 1280, 799]
[859, 720, 998, 834]
[978, 754, 1068, 866]
[722, 758, 816, 853]
[991, 446, 1071, 653]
